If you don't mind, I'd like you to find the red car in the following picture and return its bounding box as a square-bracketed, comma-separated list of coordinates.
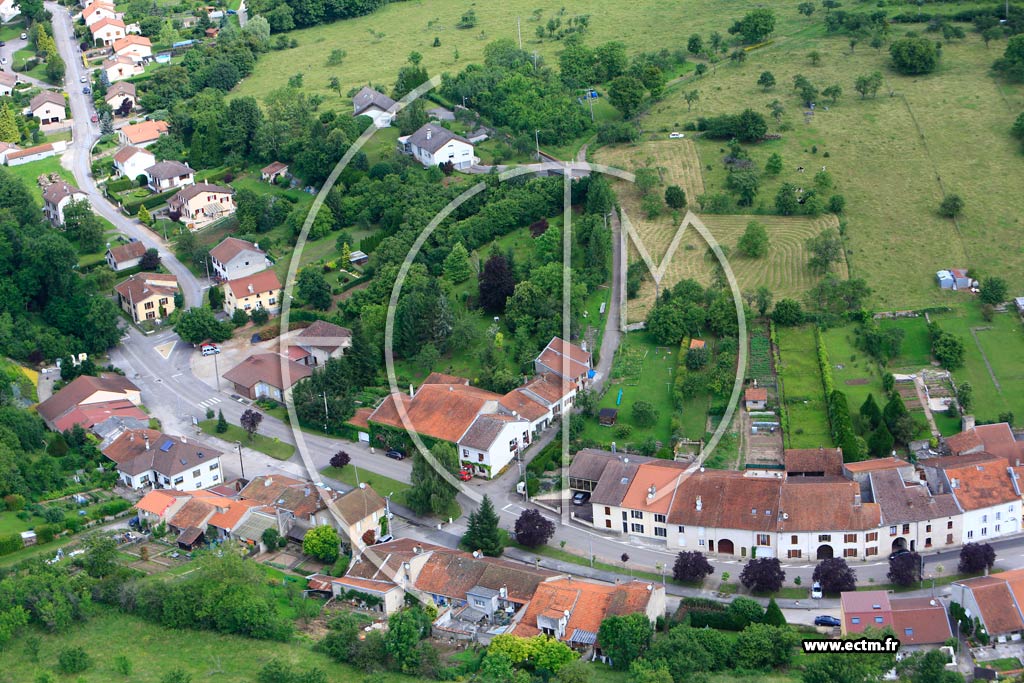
[90, 114, 98, 122]
[458, 468, 473, 482]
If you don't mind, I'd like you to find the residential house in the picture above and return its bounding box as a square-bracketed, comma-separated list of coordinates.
[5, 142, 61, 166]
[330, 483, 386, 548]
[497, 384, 553, 436]
[168, 182, 236, 229]
[114, 272, 178, 323]
[112, 145, 155, 181]
[118, 120, 169, 147]
[921, 452, 1022, 543]
[326, 539, 444, 615]
[104, 240, 146, 271]
[944, 420, 1022, 462]
[510, 373, 578, 431]
[0, 0, 20, 23]
[42, 182, 86, 226]
[535, 336, 593, 389]
[950, 569, 1024, 639]
[744, 387, 768, 411]
[209, 237, 268, 281]
[238, 474, 336, 532]
[91, 17, 127, 45]
[398, 123, 475, 170]
[352, 86, 396, 128]
[457, 413, 531, 478]
[112, 35, 152, 62]
[36, 374, 142, 432]
[222, 353, 312, 401]
[144, 160, 195, 191]
[840, 591, 952, 648]
[868, 468, 962, 554]
[511, 579, 665, 657]
[775, 478, 883, 560]
[566, 449, 657, 494]
[784, 447, 844, 477]
[135, 489, 260, 547]
[29, 92, 66, 125]
[0, 142, 19, 165]
[0, 71, 18, 97]
[102, 428, 224, 490]
[105, 82, 137, 112]
[596, 461, 688, 541]
[842, 456, 912, 495]
[291, 320, 353, 366]
[102, 54, 143, 82]
[222, 270, 282, 316]
[261, 161, 288, 182]
[82, 1, 122, 26]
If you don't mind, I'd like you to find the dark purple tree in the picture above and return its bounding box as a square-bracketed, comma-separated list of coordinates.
[958, 542, 996, 574]
[330, 450, 351, 469]
[673, 550, 714, 583]
[740, 557, 786, 593]
[477, 253, 516, 313]
[887, 551, 921, 586]
[514, 509, 555, 548]
[239, 409, 263, 441]
[812, 557, 857, 594]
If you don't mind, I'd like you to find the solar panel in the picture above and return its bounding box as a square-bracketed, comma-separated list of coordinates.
[159, 440, 174, 452]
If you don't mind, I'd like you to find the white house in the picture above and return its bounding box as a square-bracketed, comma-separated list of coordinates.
[112, 145, 156, 181]
[209, 237, 269, 281]
[535, 336, 593, 389]
[456, 413, 531, 479]
[102, 428, 224, 491]
[0, 0, 20, 23]
[398, 123, 475, 170]
[105, 240, 147, 271]
[868, 468, 963, 554]
[29, 92, 67, 125]
[82, 1, 122, 26]
[102, 54, 143, 82]
[91, 17, 127, 45]
[0, 71, 17, 97]
[105, 82, 137, 112]
[352, 86, 396, 128]
[112, 35, 152, 62]
[5, 142, 63, 166]
[144, 160, 195, 192]
[922, 453, 1022, 543]
[42, 182, 87, 226]
[291, 320, 353, 367]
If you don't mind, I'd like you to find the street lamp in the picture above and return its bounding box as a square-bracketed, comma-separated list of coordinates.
[235, 441, 245, 480]
[534, 130, 541, 160]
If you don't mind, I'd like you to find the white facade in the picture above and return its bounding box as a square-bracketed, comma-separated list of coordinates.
[0, 0, 20, 23]
[92, 22, 126, 45]
[83, 3, 121, 26]
[114, 148, 155, 180]
[457, 420, 529, 479]
[961, 503, 1020, 543]
[118, 457, 223, 491]
[44, 190, 87, 226]
[212, 248, 268, 281]
[410, 137, 474, 169]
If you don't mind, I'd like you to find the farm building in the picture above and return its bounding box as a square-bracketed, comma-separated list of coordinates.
[744, 387, 767, 411]
[935, 269, 973, 291]
[598, 408, 618, 426]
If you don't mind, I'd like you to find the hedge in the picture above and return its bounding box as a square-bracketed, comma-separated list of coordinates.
[340, 274, 371, 293]
[123, 188, 179, 215]
[0, 532, 22, 556]
[106, 178, 135, 193]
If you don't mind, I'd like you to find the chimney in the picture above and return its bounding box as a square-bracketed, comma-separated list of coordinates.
[426, 128, 432, 140]
[611, 442, 617, 454]
[961, 414, 975, 432]
[854, 493, 862, 507]
[359, 482, 366, 489]
[696, 496, 703, 511]
[143, 434, 150, 450]
[409, 384, 415, 398]
[248, 284, 255, 294]
[449, 386, 453, 392]
[647, 484, 656, 499]
[265, 476, 273, 487]
[181, 435, 186, 444]
[254, 242, 259, 250]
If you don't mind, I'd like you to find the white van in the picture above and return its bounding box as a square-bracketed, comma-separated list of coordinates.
[200, 344, 219, 356]
[811, 581, 823, 599]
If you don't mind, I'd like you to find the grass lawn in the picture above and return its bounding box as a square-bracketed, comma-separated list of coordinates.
[321, 463, 462, 521]
[980, 657, 1024, 673]
[820, 325, 886, 421]
[642, 16, 1024, 309]
[6, 157, 76, 207]
[0, 510, 44, 534]
[3, 609, 408, 683]
[578, 332, 678, 451]
[198, 419, 295, 460]
[880, 317, 933, 370]
[776, 325, 831, 449]
[930, 307, 1024, 423]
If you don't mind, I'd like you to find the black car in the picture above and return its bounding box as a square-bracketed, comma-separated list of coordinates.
[82, 86, 91, 94]
[572, 491, 591, 506]
[889, 548, 911, 560]
[385, 449, 406, 460]
[814, 615, 841, 627]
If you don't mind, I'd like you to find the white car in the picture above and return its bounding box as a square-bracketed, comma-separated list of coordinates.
[19, 32, 26, 40]
[80, 75, 88, 83]
[0, 58, 6, 65]
[669, 132, 685, 139]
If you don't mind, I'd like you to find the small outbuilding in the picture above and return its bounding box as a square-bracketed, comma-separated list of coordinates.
[744, 387, 768, 411]
[598, 408, 618, 426]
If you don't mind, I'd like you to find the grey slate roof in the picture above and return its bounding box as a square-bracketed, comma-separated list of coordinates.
[567, 449, 652, 484]
[589, 460, 641, 506]
[145, 160, 193, 180]
[459, 414, 522, 451]
[869, 469, 962, 524]
[353, 86, 396, 116]
[407, 123, 471, 154]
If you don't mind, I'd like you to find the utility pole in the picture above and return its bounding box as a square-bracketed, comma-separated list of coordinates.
[587, 87, 595, 121]
[517, 16, 522, 49]
[534, 129, 541, 160]
[213, 349, 220, 392]
[321, 391, 329, 431]
[235, 441, 245, 479]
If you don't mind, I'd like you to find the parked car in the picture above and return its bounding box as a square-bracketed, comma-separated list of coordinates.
[376, 534, 393, 544]
[458, 468, 473, 481]
[889, 548, 911, 560]
[385, 449, 406, 460]
[814, 615, 841, 627]
[80, 75, 88, 83]
[0, 58, 6, 65]
[811, 581, 823, 599]
[82, 86, 91, 94]
[572, 491, 591, 506]
[90, 114, 98, 122]
[200, 343, 220, 356]
[669, 132, 685, 139]
[20, 32, 27, 40]
[0, 41, 5, 46]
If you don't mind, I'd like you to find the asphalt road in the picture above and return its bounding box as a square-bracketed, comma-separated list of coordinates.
[47, 1, 206, 308]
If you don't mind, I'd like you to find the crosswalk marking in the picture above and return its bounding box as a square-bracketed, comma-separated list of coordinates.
[197, 397, 223, 409]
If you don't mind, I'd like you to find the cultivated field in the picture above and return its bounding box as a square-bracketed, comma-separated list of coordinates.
[596, 139, 706, 210]
[643, 25, 1024, 309]
[233, 0, 840, 109]
[775, 325, 831, 449]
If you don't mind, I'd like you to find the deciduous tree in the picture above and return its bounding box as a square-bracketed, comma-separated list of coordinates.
[812, 557, 857, 594]
[514, 509, 555, 548]
[597, 613, 653, 670]
[303, 524, 340, 562]
[240, 408, 263, 440]
[740, 557, 785, 593]
[958, 542, 995, 574]
[672, 550, 714, 583]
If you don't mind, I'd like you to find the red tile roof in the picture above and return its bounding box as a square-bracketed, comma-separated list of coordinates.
[512, 579, 657, 641]
[37, 373, 139, 425]
[237, 475, 326, 519]
[226, 270, 281, 299]
[120, 120, 169, 145]
[135, 490, 179, 517]
[784, 448, 844, 476]
[413, 550, 559, 603]
[843, 457, 908, 473]
[348, 408, 372, 431]
[114, 272, 178, 303]
[222, 353, 312, 391]
[890, 596, 953, 645]
[499, 388, 549, 422]
[53, 399, 147, 432]
[939, 454, 1019, 512]
[620, 463, 685, 515]
[519, 373, 577, 405]
[210, 236, 264, 264]
[744, 387, 767, 401]
[106, 240, 146, 264]
[777, 479, 881, 532]
[536, 336, 591, 380]
[955, 575, 1024, 635]
[368, 383, 502, 443]
[669, 470, 782, 531]
[91, 17, 126, 33]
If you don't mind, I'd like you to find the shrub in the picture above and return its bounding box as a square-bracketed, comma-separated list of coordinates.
[57, 647, 92, 674]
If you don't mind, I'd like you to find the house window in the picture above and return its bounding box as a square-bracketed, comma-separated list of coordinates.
[866, 547, 878, 556]
[654, 527, 667, 538]
[756, 534, 770, 545]
[630, 523, 644, 534]
[678, 525, 685, 533]
[173, 476, 184, 485]
[967, 530, 974, 539]
[192, 469, 200, 478]
[947, 520, 953, 529]
[981, 527, 987, 536]
[654, 514, 666, 523]
[508, 440, 517, 451]
[477, 454, 483, 462]
[159, 298, 168, 305]
[844, 548, 857, 558]
[925, 538, 932, 548]
[982, 514, 988, 523]
[996, 524, 1001, 533]
[926, 524, 932, 532]
[463, 449, 469, 457]
[765, 510, 772, 516]
[605, 507, 611, 516]
[791, 535, 798, 544]
[698, 539, 705, 546]
[904, 628, 913, 637]
[605, 520, 612, 528]
[209, 462, 218, 470]
[996, 511, 1002, 520]
[874, 617, 884, 624]
[851, 617, 861, 625]
[901, 524, 910, 534]
[844, 533, 857, 543]
[631, 510, 643, 519]
[866, 532, 878, 542]
[818, 534, 831, 542]
[889, 526, 897, 535]
[946, 534, 953, 544]
[751, 508, 757, 515]
[622, 511, 627, 521]
[268, 298, 277, 305]
[473, 599, 485, 607]
[146, 312, 156, 320]
[787, 549, 802, 558]
[212, 474, 218, 482]
[144, 301, 154, 310]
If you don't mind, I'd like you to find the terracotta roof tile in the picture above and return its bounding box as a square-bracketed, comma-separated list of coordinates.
[536, 336, 591, 380]
[331, 484, 385, 526]
[519, 373, 577, 405]
[333, 575, 400, 594]
[498, 388, 549, 422]
[744, 387, 767, 401]
[777, 479, 881, 532]
[37, 373, 139, 424]
[222, 353, 311, 391]
[7, 143, 54, 161]
[120, 120, 169, 145]
[168, 497, 215, 530]
[226, 270, 280, 298]
[238, 475, 325, 519]
[955, 575, 1024, 635]
[348, 407, 372, 431]
[669, 470, 782, 531]
[784, 448, 844, 476]
[105, 81, 136, 101]
[262, 161, 288, 175]
[619, 463, 686, 515]
[843, 457, 908, 473]
[511, 579, 657, 642]
[135, 490, 179, 516]
[890, 597, 953, 645]
[938, 454, 1018, 512]
[102, 429, 224, 478]
[297, 320, 352, 351]
[106, 240, 146, 264]
[114, 272, 178, 304]
[368, 383, 502, 443]
[30, 91, 65, 111]
[90, 16, 126, 32]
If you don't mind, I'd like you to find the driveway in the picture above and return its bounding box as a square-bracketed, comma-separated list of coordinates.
[46, 1, 207, 308]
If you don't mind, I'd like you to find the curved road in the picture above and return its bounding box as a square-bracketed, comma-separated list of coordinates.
[46, 1, 206, 307]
